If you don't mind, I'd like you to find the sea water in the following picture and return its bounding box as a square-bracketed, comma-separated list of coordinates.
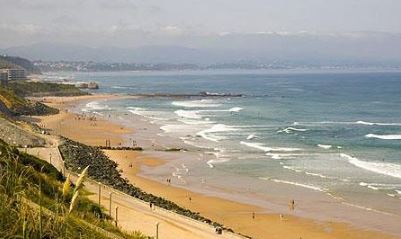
[47, 70, 401, 228]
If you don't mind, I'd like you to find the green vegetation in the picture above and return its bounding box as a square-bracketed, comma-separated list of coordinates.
[0, 139, 149, 238]
[8, 81, 88, 97]
[0, 55, 41, 74]
[59, 137, 232, 232]
[0, 86, 58, 116]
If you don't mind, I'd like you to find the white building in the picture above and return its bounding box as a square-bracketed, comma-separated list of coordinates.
[0, 68, 26, 82]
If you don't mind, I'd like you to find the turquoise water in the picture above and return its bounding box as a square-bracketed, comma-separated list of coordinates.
[49, 70, 401, 217]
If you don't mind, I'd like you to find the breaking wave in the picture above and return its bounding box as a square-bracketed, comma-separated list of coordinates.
[341, 153, 401, 179]
[365, 134, 401, 140]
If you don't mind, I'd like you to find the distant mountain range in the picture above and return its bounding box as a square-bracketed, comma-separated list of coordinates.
[2, 32, 401, 66]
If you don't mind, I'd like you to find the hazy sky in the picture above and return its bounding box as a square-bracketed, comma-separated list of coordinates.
[1, 0, 400, 48]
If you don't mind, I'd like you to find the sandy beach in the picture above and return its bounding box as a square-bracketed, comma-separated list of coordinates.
[34, 94, 397, 239]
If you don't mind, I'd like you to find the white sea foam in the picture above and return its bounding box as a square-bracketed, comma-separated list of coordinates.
[277, 127, 308, 134]
[356, 121, 376, 126]
[246, 134, 257, 140]
[359, 182, 401, 191]
[206, 158, 231, 168]
[341, 202, 393, 216]
[282, 165, 302, 173]
[295, 121, 401, 126]
[178, 118, 214, 125]
[317, 144, 332, 149]
[266, 153, 299, 160]
[365, 134, 401, 140]
[85, 101, 110, 111]
[128, 108, 166, 121]
[260, 178, 326, 192]
[341, 153, 401, 179]
[240, 141, 302, 152]
[228, 107, 243, 112]
[359, 182, 379, 191]
[111, 86, 134, 90]
[356, 121, 401, 126]
[197, 124, 238, 142]
[282, 166, 337, 179]
[175, 110, 202, 119]
[305, 171, 333, 179]
[160, 124, 201, 134]
[172, 99, 221, 108]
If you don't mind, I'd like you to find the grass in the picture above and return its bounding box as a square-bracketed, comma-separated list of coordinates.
[8, 81, 88, 97]
[0, 139, 150, 239]
[0, 86, 59, 116]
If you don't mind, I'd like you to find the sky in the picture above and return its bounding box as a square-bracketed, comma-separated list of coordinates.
[1, 0, 400, 48]
[1, 0, 401, 65]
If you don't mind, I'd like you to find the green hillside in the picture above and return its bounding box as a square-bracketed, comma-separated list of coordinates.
[0, 86, 58, 116]
[0, 55, 41, 74]
[0, 139, 149, 238]
[8, 80, 87, 97]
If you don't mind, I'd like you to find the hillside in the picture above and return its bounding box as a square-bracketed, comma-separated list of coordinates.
[8, 80, 87, 97]
[0, 139, 149, 238]
[0, 55, 41, 74]
[0, 86, 58, 116]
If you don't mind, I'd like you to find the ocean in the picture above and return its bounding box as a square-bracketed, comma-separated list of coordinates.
[45, 70, 401, 231]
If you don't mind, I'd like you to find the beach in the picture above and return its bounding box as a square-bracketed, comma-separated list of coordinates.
[34, 94, 398, 239]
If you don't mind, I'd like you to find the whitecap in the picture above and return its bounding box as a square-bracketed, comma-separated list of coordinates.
[317, 144, 332, 149]
[341, 153, 401, 179]
[172, 99, 221, 108]
[246, 134, 257, 140]
[228, 107, 243, 112]
[175, 110, 202, 119]
[365, 134, 401, 140]
[240, 141, 302, 152]
[197, 124, 239, 142]
[356, 121, 401, 126]
[277, 127, 308, 134]
[282, 165, 302, 173]
[359, 182, 379, 191]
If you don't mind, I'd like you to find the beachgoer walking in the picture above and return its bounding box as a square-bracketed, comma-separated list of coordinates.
[289, 199, 295, 211]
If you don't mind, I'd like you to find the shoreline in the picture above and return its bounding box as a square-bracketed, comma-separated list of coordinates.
[34, 94, 398, 239]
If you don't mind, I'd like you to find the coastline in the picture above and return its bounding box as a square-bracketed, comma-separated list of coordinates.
[34, 94, 398, 239]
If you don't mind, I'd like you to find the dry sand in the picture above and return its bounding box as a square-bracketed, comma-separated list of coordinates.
[34, 95, 396, 239]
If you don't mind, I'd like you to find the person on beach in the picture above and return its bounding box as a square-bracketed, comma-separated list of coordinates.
[252, 212, 255, 219]
[289, 199, 295, 211]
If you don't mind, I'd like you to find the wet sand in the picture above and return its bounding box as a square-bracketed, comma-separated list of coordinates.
[34, 95, 397, 239]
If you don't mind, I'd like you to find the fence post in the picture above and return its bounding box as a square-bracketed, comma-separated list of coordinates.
[109, 192, 113, 217]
